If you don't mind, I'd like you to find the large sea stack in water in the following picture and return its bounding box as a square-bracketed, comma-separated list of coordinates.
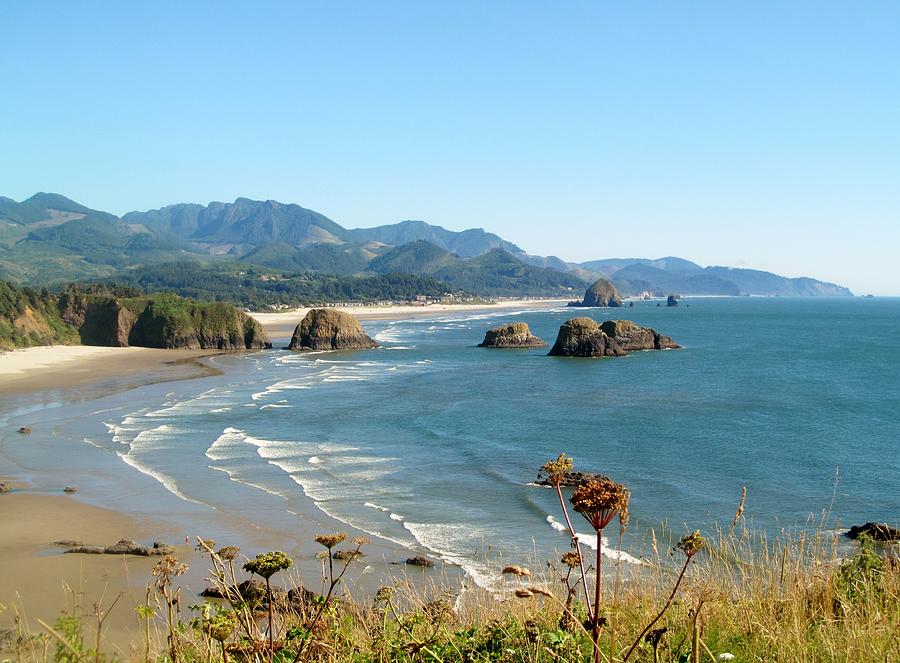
[288, 309, 378, 351]
[547, 318, 627, 357]
[478, 322, 547, 348]
[568, 278, 622, 308]
[548, 318, 679, 357]
[599, 320, 680, 350]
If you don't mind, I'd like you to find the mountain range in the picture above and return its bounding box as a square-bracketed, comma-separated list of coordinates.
[0, 193, 853, 299]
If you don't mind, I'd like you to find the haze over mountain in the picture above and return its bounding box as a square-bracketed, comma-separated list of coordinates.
[0, 193, 853, 299]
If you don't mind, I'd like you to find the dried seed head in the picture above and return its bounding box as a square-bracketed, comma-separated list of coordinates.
[243, 551, 293, 579]
[423, 598, 454, 625]
[195, 538, 217, 552]
[677, 530, 705, 558]
[501, 564, 531, 577]
[526, 586, 553, 598]
[541, 453, 574, 482]
[561, 551, 582, 568]
[375, 586, 395, 603]
[570, 477, 630, 531]
[351, 536, 371, 546]
[514, 588, 534, 599]
[315, 551, 329, 560]
[314, 533, 348, 549]
[217, 546, 240, 561]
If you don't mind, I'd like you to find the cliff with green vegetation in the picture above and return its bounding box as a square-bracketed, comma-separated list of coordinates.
[1, 282, 269, 350]
[0, 281, 80, 349]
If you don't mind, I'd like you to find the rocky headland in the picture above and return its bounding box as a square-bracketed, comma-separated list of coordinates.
[568, 278, 622, 308]
[61, 293, 271, 350]
[478, 322, 547, 348]
[288, 309, 378, 351]
[548, 318, 679, 358]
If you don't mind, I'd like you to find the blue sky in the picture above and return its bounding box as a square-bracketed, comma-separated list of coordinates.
[2, 2, 899, 293]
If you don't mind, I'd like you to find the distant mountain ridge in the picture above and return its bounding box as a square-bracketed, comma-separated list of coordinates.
[0, 193, 853, 298]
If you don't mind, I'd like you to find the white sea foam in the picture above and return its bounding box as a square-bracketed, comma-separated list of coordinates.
[402, 521, 498, 590]
[364, 502, 391, 512]
[118, 449, 205, 506]
[307, 456, 322, 464]
[389, 513, 404, 521]
[543, 516, 645, 565]
[546, 515, 567, 531]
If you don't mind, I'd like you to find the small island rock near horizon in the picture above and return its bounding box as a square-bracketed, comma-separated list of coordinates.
[567, 278, 622, 308]
[548, 318, 679, 357]
[478, 322, 547, 348]
[287, 308, 378, 351]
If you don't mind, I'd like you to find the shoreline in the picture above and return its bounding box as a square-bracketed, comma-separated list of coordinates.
[251, 297, 571, 337]
[0, 486, 197, 652]
[2, 302, 517, 635]
[0, 346, 224, 397]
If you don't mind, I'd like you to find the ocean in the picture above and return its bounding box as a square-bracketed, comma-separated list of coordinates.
[2, 297, 898, 589]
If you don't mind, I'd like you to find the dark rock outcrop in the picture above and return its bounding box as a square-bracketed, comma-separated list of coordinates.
[62, 539, 176, 556]
[535, 470, 609, 487]
[599, 320, 680, 351]
[17, 427, 31, 434]
[287, 309, 378, 351]
[478, 322, 547, 348]
[549, 318, 680, 357]
[547, 318, 627, 358]
[666, 295, 679, 307]
[845, 522, 900, 542]
[63, 486, 78, 494]
[406, 556, 435, 567]
[0, 482, 11, 493]
[568, 278, 622, 308]
[332, 548, 364, 560]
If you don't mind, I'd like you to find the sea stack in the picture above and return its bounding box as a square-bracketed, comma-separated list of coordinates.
[599, 320, 680, 350]
[547, 318, 626, 357]
[666, 294, 679, 307]
[287, 309, 378, 351]
[478, 322, 547, 348]
[568, 278, 622, 308]
[548, 318, 680, 357]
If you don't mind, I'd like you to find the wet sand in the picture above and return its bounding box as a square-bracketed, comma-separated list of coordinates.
[0, 486, 195, 656]
[0, 347, 222, 396]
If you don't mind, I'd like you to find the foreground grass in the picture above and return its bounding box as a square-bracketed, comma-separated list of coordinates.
[2, 521, 897, 663]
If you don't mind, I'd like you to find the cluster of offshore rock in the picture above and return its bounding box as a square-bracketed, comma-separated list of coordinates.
[285, 307, 678, 361]
[478, 318, 679, 357]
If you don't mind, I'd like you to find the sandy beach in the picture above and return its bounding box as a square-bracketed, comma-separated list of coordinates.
[252, 297, 571, 337]
[0, 346, 223, 396]
[0, 486, 195, 655]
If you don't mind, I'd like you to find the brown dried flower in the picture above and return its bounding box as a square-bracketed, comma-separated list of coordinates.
[526, 586, 553, 598]
[217, 546, 240, 561]
[501, 564, 531, 577]
[314, 533, 347, 549]
[570, 477, 630, 531]
[677, 530, 705, 558]
[561, 551, 582, 568]
[351, 536, 371, 546]
[195, 538, 216, 552]
[514, 588, 534, 599]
